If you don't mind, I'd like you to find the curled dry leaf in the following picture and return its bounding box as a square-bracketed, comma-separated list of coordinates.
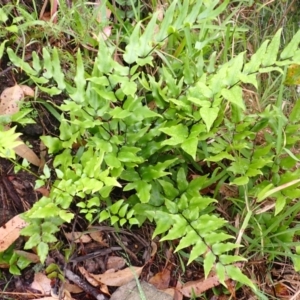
[0, 85, 24, 115]
[35, 186, 50, 197]
[0, 84, 40, 166]
[20, 85, 35, 97]
[106, 256, 126, 270]
[13, 138, 41, 167]
[64, 232, 92, 243]
[180, 275, 223, 298]
[0, 84, 34, 115]
[64, 282, 83, 294]
[78, 266, 99, 287]
[89, 266, 144, 287]
[149, 263, 172, 290]
[162, 288, 176, 298]
[33, 296, 75, 300]
[30, 272, 52, 295]
[89, 230, 109, 247]
[0, 214, 28, 252]
[14, 250, 40, 263]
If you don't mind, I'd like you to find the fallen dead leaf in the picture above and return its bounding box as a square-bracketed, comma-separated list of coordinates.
[0, 85, 25, 115]
[149, 264, 171, 290]
[30, 272, 52, 295]
[106, 256, 126, 270]
[162, 287, 176, 298]
[180, 275, 224, 297]
[89, 230, 109, 247]
[35, 186, 50, 197]
[33, 295, 75, 300]
[0, 84, 40, 166]
[0, 214, 28, 252]
[20, 85, 35, 97]
[78, 266, 99, 287]
[0, 84, 34, 115]
[94, 0, 112, 41]
[151, 241, 158, 257]
[64, 282, 83, 294]
[14, 250, 40, 263]
[90, 266, 144, 286]
[64, 232, 91, 243]
[13, 138, 41, 166]
[33, 298, 58, 300]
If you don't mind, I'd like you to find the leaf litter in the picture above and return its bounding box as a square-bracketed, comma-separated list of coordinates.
[0, 84, 41, 166]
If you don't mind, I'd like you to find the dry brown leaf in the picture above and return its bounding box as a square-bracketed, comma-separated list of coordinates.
[180, 275, 223, 297]
[30, 272, 52, 295]
[0, 85, 24, 115]
[35, 186, 50, 197]
[79, 266, 110, 295]
[33, 298, 58, 300]
[90, 266, 144, 287]
[162, 287, 176, 298]
[99, 283, 110, 296]
[14, 250, 40, 263]
[0, 214, 28, 252]
[106, 256, 126, 270]
[20, 85, 35, 97]
[0, 84, 34, 115]
[149, 265, 171, 290]
[0, 84, 40, 166]
[0, 262, 9, 268]
[39, 140, 47, 169]
[13, 138, 41, 166]
[64, 232, 91, 243]
[151, 241, 158, 257]
[64, 282, 83, 294]
[89, 230, 109, 247]
[33, 296, 75, 300]
[78, 266, 99, 287]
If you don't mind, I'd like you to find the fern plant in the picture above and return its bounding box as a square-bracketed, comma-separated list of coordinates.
[3, 0, 300, 292]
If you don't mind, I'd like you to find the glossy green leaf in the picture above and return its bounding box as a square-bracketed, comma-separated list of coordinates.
[136, 180, 151, 203]
[275, 194, 286, 216]
[160, 124, 189, 145]
[59, 211, 74, 223]
[206, 152, 235, 162]
[52, 48, 66, 90]
[225, 265, 256, 289]
[152, 211, 174, 237]
[281, 29, 300, 60]
[110, 200, 124, 214]
[221, 86, 245, 110]
[37, 242, 49, 264]
[188, 240, 208, 265]
[243, 39, 269, 73]
[181, 137, 198, 160]
[219, 255, 246, 264]
[216, 262, 226, 286]
[160, 215, 187, 241]
[7, 48, 37, 75]
[158, 179, 179, 200]
[24, 233, 41, 249]
[200, 106, 219, 132]
[204, 251, 216, 278]
[262, 29, 282, 66]
[177, 168, 188, 193]
[123, 22, 141, 64]
[212, 242, 239, 255]
[16, 255, 31, 270]
[0, 40, 8, 59]
[231, 176, 249, 186]
[175, 230, 197, 252]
